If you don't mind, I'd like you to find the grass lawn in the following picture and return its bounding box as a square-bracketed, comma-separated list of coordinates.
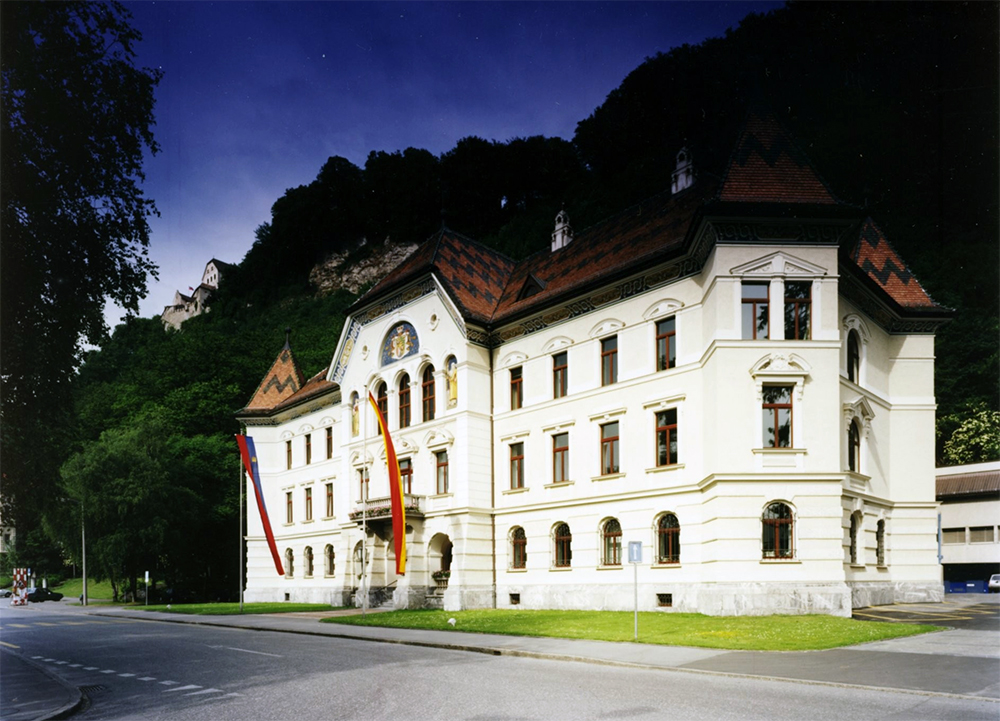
[140, 602, 344, 615]
[323, 609, 940, 651]
[53, 578, 117, 600]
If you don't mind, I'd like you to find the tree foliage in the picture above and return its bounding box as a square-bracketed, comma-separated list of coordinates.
[942, 407, 1000, 466]
[1, 1, 161, 527]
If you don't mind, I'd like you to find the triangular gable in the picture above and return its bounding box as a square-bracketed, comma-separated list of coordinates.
[517, 274, 546, 300]
[730, 251, 828, 278]
[719, 110, 839, 205]
[851, 218, 938, 309]
[245, 343, 307, 411]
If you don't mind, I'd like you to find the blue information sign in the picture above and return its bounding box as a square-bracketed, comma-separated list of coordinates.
[628, 541, 642, 564]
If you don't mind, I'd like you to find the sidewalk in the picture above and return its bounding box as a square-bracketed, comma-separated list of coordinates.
[0, 648, 81, 721]
[80, 602, 999, 701]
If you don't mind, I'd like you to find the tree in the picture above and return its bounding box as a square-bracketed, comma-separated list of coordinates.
[942, 407, 1000, 466]
[1, 1, 162, 527]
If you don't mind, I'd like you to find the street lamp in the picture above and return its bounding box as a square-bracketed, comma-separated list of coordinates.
[80, 498, 87, 606]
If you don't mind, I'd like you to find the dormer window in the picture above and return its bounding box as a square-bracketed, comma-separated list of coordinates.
[518, 274, 546, 300]
[672, 147, 694, 194]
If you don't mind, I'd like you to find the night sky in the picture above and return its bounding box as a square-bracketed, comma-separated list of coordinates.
[118, 1, 782, 326]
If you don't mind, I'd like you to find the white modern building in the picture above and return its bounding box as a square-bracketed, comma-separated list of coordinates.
[937, 461, 1000, 589]
[238, 112, 950, 616]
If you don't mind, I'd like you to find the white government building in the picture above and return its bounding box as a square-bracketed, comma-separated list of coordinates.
[237, 112, 951, 616]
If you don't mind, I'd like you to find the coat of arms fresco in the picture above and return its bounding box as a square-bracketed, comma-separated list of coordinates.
[381, 322, 419, 365]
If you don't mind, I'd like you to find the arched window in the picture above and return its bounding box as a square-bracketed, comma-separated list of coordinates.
[657, 513, 680, 564]
[304, 546, 314, 577]
[510, 526, 527, 569]
[398, 374, 411, 428]
[847, 330, 861, 383]
[554, 523, 572, 568]
[375, 382, 388, 434]
[876, 519, 886, 566]
[284, 548, 294, 578]
[325, 544, 335, 576]
[849, 514, 860, 564]
[762, 502, 793, 559]
[602, 518, 622, 566]
[422, 365, 436, 421]
[848, 420, 861, 473]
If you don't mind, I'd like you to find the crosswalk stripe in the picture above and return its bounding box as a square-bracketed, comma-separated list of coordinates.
[69, 664, 82, 667]
[164, 685, 202, 693]
[185, 688, 223, 696]
[118, 673, 136, 677]
[83, 666, 98, 670]
[36, 622, 57, 626]
[137, 677, 156, 681]
[100, 669, 116, 674]
[9, 623, 29, 628]
[160, 680, 179, 686]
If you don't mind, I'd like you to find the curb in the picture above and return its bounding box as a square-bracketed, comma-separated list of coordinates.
[85, 610, 1000, 703]
[0, 648, 85, 721]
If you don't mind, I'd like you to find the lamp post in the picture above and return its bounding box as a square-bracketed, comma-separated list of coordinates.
[81, 498, 88, 606]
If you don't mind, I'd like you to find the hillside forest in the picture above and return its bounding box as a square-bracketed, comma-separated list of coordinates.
[6, 2, 997, 600]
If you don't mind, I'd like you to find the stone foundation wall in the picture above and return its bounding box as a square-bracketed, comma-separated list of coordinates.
[848, 581, 944, 608]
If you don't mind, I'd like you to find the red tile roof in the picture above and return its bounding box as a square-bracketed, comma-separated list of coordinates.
[719, 110, 839, 205]
[355, 229, 517, 324]
[269, 367, 337, 413]
[244, 344, 307, 411]
[851, 218, 940, 309]
[493, 183, 712, 323]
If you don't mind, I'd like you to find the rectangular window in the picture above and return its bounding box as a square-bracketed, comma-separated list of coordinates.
[601, 336, 618, 386]
[510, 367, 523, 410]
[305, 433, 312, 465]
[601, 422, 620, 475]
[326, 426, 333, 459]
[656, 409, 678, 466]
[286, 440, 292, 470]
[285, 491, 293, 524]
[399, 381, 411, 428]
[742, 283, 769, 340]
[358, 469, 369, 500]
[510, 442, 524, 489]
[970, 526, 995, 543]
[398, 458, 412, 495]
[784, 281, 811, 340]
[325, 482, 334, 517]
[304, 487, 313, 521]
[762, 386, 793, 448]
[941, 527, 965, 544]
[435, 450, 449, 494]
[657, 593, 673, 608]
[553, 352, 568, 398]
[552, 433, 569, 483]
[656, 317, 676, 371]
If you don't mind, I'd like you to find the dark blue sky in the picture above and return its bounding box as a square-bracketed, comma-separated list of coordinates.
[119, 1, 782, 324]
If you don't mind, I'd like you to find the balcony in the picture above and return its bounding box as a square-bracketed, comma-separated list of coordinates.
[349, 494, 424, 523]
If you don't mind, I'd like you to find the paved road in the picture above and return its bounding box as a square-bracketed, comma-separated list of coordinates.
[853, 598, 1000, 630]
[2, 600, 998, 721]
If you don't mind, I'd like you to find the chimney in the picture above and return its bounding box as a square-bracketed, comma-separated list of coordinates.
[551, 208, 573, 252]
[671, 147, 694, 194]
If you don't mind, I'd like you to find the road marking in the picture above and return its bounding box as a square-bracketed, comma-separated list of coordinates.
[69, 664, 82, 668]
[185, 688, 223, 696]
[0, 641, 19, 649]
[43, 658, 54, 662]
[37, 622, 58, 626]
[160, 680, 179, 686]
[83, 666, 98, 670]
[31, 655, 43, 659]
[137, 677, 156, 681]
[164, 684, 202, 693]
[223, 693, 244, 698]
[9, 623, 29, 628]
[118, 673, 136, 677]
[207, 644, 283, 658]
[62, 621, 88, 625]
[55, 660, 68, 664]
[100, 669, 116, 674]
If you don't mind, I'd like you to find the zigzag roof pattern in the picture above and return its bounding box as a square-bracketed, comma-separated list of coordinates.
[244, 342, 307, 411]
[851, 218, 940, 309]
[718, 110, 840, 205]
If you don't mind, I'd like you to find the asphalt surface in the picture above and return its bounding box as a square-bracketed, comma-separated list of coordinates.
[853, 598, 1000, 630]
[1, 594, 998, 721]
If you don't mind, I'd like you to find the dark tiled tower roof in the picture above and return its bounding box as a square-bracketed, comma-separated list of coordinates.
[850, 218, 941, 309]
[244, 341, 307, 411]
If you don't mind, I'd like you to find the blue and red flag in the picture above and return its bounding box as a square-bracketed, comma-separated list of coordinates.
[236, 434, 285, 576]
[368, 391, 407, 575]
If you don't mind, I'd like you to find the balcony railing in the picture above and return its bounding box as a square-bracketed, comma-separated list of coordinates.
[349, 494, 424, 522]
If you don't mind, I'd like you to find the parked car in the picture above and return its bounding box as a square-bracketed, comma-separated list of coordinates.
[26, 587, 64, 603]
[989, 574, 1000, 593]
[0, 589, 12, 598]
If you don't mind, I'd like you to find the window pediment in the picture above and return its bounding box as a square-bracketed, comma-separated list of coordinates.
[731, 251, 828, 278]
[424, 428, 454, 449]
[499, 351, 528, 368]
[844, 397, 875, 438]
[542, 336, 573, 353]
[643, 298, 683, 321]
[589, 318, 624, 338]
[750, 353, 811, 401]
[841, 314, 872, 342]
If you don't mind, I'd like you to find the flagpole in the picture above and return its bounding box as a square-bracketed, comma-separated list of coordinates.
[362, 384, 368, 618]
[239, 437, 244, 614]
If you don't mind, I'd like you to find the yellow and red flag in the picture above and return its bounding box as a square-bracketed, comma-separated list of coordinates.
[368, 391, 407, 575]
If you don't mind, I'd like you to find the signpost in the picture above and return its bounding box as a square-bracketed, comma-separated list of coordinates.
[628, 541, 642, 640]
[145, 571, 150, 606]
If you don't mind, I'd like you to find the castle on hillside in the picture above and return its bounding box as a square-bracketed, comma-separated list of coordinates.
[237, 111, 950, 616]
[161, 259, 232, 330]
